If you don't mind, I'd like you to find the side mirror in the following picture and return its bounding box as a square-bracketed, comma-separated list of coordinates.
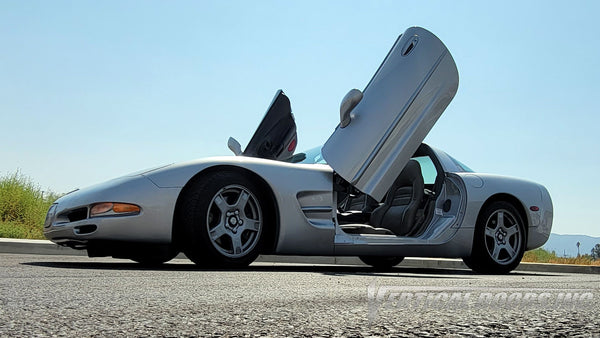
[228, 137, 243, 156]
[339, 89, 363, 128]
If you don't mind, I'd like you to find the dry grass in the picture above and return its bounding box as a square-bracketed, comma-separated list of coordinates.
[522, 248, 600, 266]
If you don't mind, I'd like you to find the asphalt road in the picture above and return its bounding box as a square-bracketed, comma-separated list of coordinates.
[1, 254, 599, 337]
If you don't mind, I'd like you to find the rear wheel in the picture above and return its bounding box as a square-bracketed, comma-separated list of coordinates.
[359, 256, 404, 270]
[463, 201, 525, 274]
[178, 171, 268, 268]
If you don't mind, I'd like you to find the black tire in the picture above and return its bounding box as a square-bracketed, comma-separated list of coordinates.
[177, 170, 269, 268]
[461, 255, 477, 271]
[359, 256, 404, 270]
[464, 201, 526, 274]
[131, 246, 179, 267]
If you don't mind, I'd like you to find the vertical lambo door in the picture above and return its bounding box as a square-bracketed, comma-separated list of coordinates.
[322, 27, 459, 202]
[242, 89, 297, 161]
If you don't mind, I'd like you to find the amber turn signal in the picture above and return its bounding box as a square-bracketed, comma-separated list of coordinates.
[90, 202, 141, 217]
[113, 203, 140, 213]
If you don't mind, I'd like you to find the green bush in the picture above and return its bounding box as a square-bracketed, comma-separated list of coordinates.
[0, 171, 60, 239]
[522, 248, 555, 262]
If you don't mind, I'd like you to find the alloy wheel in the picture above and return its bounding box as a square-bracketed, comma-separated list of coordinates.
[483, 208, 523, 265]
[206, 184, 263, 258]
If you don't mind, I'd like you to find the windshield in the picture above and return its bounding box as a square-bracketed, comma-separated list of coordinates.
[285, 146, 327, 164]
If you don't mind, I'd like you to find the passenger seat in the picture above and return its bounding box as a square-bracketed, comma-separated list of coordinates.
[369, 160, 424, 235]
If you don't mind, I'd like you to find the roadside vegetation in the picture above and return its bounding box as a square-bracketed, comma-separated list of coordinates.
[0, 171, 60, 239]
[522, 248, 600, 266]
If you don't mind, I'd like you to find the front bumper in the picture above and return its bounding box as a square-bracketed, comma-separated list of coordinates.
[44, 175, 181, 248]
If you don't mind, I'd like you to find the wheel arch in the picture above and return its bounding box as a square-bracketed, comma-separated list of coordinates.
[171, 165, 280, 254]
[477, 193, 529, 239]
[464, 193, 529, 273]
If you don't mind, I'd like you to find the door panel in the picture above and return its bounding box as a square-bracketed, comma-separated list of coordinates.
[243, 90, 297, 161]
[322, 27, 459, 201]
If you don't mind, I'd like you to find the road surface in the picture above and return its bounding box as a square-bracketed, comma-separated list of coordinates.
[1, 253, 598, 336]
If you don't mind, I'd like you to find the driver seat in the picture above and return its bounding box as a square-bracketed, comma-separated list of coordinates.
[370, 160, 424, 236]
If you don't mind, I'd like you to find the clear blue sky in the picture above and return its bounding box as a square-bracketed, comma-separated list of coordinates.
[1, 1, 599, 236]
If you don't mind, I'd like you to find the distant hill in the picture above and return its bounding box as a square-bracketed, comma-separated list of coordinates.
[542, 233, 600, 258]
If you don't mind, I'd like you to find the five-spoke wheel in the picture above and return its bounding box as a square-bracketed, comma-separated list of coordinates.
[483, 207, 522, 266]
[463, 201, 525, 274]
[177, 171, 268, 267]
[206, 185, 263, 259]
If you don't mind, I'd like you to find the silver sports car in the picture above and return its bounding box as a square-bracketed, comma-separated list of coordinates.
[44, 27, 553, 274]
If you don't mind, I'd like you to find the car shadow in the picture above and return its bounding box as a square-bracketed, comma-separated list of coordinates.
[21, 260, 552, 278]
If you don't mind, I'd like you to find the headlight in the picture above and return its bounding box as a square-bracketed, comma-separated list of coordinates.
[44, 204, 58, 228]
[90, 202, 141, 217]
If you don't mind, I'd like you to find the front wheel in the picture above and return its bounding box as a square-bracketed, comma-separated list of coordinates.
[359, 256, 404, 270]
[177, 171, 268, 268]
[131, 246, 179, 267]
[464, 201, 526, 274]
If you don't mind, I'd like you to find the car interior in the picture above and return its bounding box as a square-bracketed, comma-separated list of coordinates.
[336, 143, 444, 238]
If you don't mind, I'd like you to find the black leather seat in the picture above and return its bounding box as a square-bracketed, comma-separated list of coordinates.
[370, 160, 424, 236]
[339, 194, 379, 213]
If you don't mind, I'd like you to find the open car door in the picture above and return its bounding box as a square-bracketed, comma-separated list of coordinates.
[242, 90, 297, 161]
[322, 27, 459, 201]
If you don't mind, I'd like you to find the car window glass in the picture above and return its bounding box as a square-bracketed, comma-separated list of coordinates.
[412, 156, 437, 184]
[312, 151, 326, 164]
[287, 146, 328, 164]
